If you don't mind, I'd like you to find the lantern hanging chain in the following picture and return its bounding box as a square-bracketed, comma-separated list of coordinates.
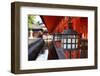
[68, 17, 72, 23]
[68, 17, 73, 29]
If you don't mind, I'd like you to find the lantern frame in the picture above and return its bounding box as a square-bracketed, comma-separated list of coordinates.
[53, 29, 81, 51]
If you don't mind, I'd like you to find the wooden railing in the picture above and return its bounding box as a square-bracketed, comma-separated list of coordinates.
[28, 38, 45, 60]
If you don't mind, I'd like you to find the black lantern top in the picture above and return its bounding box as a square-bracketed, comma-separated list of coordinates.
[63, 28, 78, 35]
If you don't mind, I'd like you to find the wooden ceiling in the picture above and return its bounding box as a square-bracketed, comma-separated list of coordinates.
[41, 16, 88, 38]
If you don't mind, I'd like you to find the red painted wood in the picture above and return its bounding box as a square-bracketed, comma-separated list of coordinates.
[41, 16, 88, 35]
[41, 16, 87, 59]
[41, 16, 63, 33]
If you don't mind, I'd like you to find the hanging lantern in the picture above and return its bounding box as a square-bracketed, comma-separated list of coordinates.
[61, 28, 80, 50]
[53, 17, 81, 59]
[61, 17, 80, 51]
